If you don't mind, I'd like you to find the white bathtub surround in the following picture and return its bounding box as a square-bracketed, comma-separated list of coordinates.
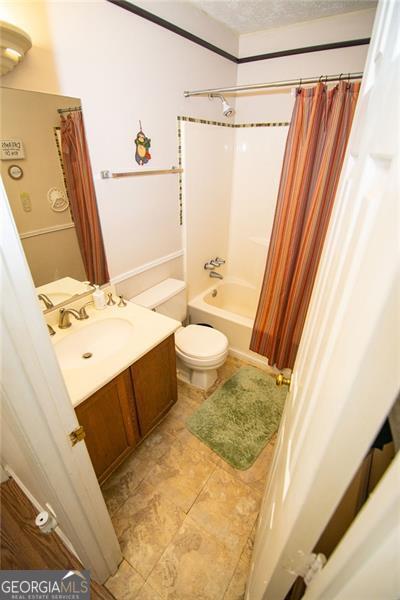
[188, 278, 276, 371]
[182, 119, 289, 305]
[182, 121, 234, 300]
[227, 126, 288, 290]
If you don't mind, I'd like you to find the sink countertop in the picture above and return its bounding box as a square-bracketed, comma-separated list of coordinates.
[51, 301, 181, 407]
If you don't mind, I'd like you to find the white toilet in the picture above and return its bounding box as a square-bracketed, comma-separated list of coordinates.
[130, 279, 228, 390]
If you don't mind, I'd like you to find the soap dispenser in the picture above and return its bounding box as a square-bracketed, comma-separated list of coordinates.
[92, 285, 106, 309]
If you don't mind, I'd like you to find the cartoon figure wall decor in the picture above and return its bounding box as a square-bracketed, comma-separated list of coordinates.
[134, 121, 151, 166]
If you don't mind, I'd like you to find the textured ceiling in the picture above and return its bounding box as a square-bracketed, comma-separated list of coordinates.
[190, 0, 377, 34]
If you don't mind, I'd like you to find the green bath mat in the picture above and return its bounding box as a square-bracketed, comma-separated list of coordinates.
[186, 367, 287, 470]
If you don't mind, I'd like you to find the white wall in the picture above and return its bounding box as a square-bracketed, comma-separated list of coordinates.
[0, 0, 237, 283]
[0, 2, 376, 299]
[182, 122, 234, 299]
[238, 9, 376, 57]
[235, 9, 375, 123]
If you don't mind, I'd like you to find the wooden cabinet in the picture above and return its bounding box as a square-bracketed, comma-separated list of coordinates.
[75, 369, 140, 484]
[131, 335, 177, 436]
[75, 335, 177, 483]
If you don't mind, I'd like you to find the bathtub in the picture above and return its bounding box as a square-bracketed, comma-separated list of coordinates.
[188, 279, 266, 366]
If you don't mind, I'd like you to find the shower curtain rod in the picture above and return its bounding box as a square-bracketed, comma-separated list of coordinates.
[183, 72, 363, 97]
[57, 106, 82, 114]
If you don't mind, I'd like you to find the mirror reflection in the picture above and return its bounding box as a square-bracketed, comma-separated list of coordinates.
[1, 87, 109, 310]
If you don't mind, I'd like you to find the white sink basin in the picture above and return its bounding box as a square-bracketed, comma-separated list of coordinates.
[55, 318, 134, 370]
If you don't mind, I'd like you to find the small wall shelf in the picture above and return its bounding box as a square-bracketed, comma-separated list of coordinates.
[100, 167, 183, 179]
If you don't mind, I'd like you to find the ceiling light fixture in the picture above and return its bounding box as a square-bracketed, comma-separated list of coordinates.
[0, 21, 32, 76]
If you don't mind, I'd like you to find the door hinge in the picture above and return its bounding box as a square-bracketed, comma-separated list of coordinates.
[284, 551, 327, 586]
[69, 425, 86, 446]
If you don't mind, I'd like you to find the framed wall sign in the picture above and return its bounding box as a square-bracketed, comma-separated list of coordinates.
[1, 139, 25, 160]
[8, 164, 23, 180]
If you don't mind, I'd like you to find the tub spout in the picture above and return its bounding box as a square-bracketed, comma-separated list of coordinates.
[209, 271, 223, 279]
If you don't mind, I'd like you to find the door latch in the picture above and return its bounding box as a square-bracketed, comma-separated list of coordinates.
[69, 425, 86, 446]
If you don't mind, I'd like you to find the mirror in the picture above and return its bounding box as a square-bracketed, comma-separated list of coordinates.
[0, 87, 109, 310]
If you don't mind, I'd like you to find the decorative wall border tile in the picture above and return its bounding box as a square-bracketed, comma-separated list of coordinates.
[53, 127, 70, 202]
[176, 116, 289, 225]
[177, 116, 289, 128]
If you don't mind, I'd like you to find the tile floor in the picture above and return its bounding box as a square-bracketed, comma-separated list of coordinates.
[103, 356, 277, 600]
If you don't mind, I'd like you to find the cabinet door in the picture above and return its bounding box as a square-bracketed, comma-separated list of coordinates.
[130, 335, 177, 436]
[75, 370, 139, 483]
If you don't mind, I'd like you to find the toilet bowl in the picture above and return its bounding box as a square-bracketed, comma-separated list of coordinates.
[175, 324, 228, 389]
[129, 279, 229, 390]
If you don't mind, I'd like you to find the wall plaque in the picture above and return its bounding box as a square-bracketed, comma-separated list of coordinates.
[1, 139, 25, 160]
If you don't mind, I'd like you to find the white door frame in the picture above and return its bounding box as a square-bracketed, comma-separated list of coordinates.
[247, 0, 399, 597]
[0, 178, 121, 582]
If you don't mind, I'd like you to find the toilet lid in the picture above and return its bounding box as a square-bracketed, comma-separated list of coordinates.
[175, 325, 228, 359]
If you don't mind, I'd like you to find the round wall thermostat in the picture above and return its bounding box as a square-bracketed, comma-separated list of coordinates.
[8, 164, 23, 180]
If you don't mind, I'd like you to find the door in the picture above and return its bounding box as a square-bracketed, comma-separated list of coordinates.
[1, 180, 122, 582]
[0, 478, 114, 599]
[247, 1, 399, 598]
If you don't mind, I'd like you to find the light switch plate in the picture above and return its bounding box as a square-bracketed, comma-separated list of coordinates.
[20, 192, 32, 212]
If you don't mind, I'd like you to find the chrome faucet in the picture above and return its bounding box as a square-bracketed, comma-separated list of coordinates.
[58, 307, 85, 329]
[204, 257, 226, 270]
[209, 271, 223, 279]
[38, 293, 54, 309]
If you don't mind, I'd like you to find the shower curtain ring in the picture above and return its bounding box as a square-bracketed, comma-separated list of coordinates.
[338, 73, 344, 81]
[297, 78, 303, 95]
[319, 75, 324, 82]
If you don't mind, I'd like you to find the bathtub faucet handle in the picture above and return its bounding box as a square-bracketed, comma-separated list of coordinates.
[204, 261, 215, 270]
[214, 257, 225, 265]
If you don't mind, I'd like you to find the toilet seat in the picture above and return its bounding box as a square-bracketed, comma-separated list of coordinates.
[176, 347, 228, 369]
[175, 324, 228, 360]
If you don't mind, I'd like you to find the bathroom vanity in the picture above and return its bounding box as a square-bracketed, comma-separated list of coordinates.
[50, 299, 181, 484]
[75, 335, 177, 483]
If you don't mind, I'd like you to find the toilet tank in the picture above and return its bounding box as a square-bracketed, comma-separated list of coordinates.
[130, 278, 187, 322]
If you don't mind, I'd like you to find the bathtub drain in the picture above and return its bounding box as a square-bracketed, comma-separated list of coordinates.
[82, 352, 93, 359]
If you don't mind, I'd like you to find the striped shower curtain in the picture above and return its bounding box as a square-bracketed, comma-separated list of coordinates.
[250, 81, 360, 370]
[61, 110, 109, 285]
